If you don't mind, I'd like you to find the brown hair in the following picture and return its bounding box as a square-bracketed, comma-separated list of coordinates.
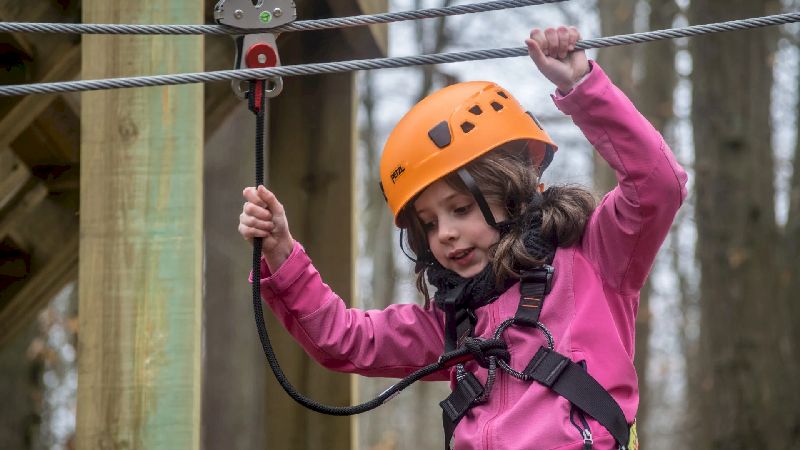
[397, 142, 597, 304]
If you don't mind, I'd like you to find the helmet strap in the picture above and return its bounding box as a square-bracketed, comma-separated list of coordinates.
[399, 227, 435, 269]
[398, 168, 514, 267]
[457, 168, 512, 231]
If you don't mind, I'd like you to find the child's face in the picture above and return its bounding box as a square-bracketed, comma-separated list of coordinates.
[414, 179, 505, 278]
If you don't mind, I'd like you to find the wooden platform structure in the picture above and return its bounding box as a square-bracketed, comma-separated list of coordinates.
[0, 0, 386, 448]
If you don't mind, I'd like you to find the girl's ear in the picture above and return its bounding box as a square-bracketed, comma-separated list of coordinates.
[537, 183, 545, 193]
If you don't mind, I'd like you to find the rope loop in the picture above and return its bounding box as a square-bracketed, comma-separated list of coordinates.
[462, 337, 510, 368]
[492, 318, 554, 381]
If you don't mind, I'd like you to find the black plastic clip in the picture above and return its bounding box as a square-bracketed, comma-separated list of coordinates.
[522, 264, 554, 295]
[440, 372, 484, 423]
[523, 346, 569, 387]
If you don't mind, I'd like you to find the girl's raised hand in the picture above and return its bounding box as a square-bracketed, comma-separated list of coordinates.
[525, 26, 589, 93]
[239, 185, 294, 272]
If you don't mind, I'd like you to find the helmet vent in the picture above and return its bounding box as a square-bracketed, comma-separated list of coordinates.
[497, 91, 508, 99]
[460, 121, 475, 133]
[428, 120, 452, 148]
[491, 101, 503, 111]
[469, 105, 483, 115]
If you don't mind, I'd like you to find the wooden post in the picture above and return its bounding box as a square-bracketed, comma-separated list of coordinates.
[77, 1, 203, 449]
[264, 58, 357, 450]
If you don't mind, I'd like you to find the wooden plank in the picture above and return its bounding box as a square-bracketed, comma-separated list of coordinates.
[2, 27, 35, 57]
[328, 0, 388, 58]
[0, 147, 77, 345]
[0, 43, 81, 149]
[355, 0, 389, 55]
[201, 104, 270, 450]
[0, 233, 77, 348]
[0, 179, 48, 243]
[0, 0, 70, 23]
[263, 42, 356, 450]
[0, 148, 31, 210]
[77, 1, 204, 449]
[203, 35, 241, 140]
[0, 258, 27, 278]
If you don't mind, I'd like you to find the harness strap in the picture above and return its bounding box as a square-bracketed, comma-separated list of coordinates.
[442, 282, 475, 352]
[440, 267, 553, 449]
[440, 371, 484, 450]
[523, 347, 630, 446]
[515, 266, 553, 324]
[440, 266, 629, 449]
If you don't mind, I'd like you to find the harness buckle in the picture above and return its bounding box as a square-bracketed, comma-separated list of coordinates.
[523, 346, 569, 387]
[521, 264, 554, 295]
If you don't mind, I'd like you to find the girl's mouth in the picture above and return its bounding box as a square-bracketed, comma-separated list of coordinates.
[450, 248, 475, 266]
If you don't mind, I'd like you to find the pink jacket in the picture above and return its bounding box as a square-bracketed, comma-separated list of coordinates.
[254, 62, 688, 450]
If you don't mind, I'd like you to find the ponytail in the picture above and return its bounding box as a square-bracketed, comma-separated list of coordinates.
[540, 185, 597, 248]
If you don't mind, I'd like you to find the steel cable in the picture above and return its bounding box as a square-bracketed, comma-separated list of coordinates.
[1, 12, 798, 98]
[0, 0, 565, 35]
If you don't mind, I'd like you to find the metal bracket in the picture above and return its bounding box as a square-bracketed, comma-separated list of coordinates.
[215, 0, 297, 29]
[214, 0, 297, 99]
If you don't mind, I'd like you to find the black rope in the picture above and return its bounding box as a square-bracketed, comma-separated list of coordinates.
[247, 79, 485, 415]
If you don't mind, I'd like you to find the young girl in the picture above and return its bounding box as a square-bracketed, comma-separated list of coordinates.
[239, 26, 687, 450]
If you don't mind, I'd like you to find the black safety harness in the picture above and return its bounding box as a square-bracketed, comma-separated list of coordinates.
[438, 264, 631, 450]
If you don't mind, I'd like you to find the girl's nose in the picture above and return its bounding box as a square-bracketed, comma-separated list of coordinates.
[437, 220, 458, 242]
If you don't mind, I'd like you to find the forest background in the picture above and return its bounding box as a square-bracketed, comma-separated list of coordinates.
[1, 0, 799, 449]
[356, 0, 800, 449]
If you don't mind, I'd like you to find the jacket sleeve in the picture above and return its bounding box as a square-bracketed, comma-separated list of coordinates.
[551, 61, 688, 295]
[250, 241, 449, 380]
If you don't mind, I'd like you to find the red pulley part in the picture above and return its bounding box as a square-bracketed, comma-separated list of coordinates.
[245, 43, 278, 68]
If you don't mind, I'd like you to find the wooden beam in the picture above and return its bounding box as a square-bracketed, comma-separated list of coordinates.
[0, 0, 71, 23]
[1, 27, 35, 57]
[263, 51, 356, 450]
[0, 233, 77, 348]
[0, 179, 48, 243]
[0, 43, 80, 149]
[203, 35, 241, 140]
[77, 1, 204, 449]
[0, 257, 27, 278]
[0, 185, 77, 347]
[329, 0, 388, 58]
[0, 147, 30, 210]
[356, 0, 389, 55]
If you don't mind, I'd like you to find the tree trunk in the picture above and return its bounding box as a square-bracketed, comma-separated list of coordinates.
[778, 16, 800, 445]
[202, 104, 269, 450]
[361, 72, 397, 309]
[595, 0, 635, 194]
[0, 319, 41, 450]
[634, 0, 679, 443]
[689, 1, 799, 448]
[358, 4, 455, 448]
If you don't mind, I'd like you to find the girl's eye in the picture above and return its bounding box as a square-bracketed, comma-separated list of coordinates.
[454, 204, 472, 215]
[421, 221, 437, 232]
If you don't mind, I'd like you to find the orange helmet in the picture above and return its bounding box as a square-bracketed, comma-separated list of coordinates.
[379, 81, 557, 226]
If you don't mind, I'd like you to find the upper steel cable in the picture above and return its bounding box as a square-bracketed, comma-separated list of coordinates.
[0, 0, 565, 35]
[1, 12, 799, 97]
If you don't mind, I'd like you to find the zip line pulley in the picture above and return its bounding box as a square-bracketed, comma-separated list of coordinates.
[214, 0, 296, 99]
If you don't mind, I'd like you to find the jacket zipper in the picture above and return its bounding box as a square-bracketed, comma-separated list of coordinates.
[482, 304, 503, 450]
